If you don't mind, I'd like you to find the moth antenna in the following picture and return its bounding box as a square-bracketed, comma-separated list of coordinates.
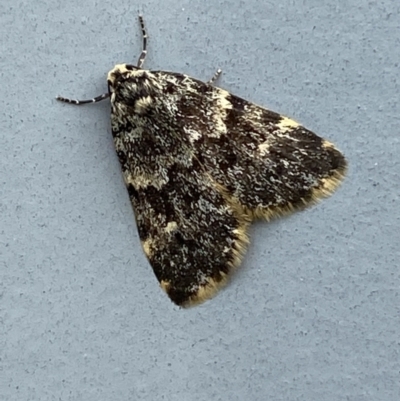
[56, 17, 149, 105]
[56, 92, 110, 105]
[136, 15, 148, 68]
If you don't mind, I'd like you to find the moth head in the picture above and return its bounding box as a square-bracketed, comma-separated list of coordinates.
[107, 64, 157, 108]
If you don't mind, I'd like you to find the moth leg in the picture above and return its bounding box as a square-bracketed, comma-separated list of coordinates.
[56, 92, 110, 105]
[207, 68, 222, 85]
[136, 15, 148, 68]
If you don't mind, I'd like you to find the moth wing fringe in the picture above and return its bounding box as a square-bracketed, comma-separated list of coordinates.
[250, 157, 347, 221]
[161, 208, 250, 308]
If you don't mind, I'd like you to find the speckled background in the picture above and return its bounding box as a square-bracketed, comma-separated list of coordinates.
[1, 1, 399, 400]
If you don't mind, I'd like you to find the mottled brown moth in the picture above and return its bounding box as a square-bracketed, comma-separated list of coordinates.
[57, 16, 347, 307]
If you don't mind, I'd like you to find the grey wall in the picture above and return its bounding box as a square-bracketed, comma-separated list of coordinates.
[1, 1, 399, 400]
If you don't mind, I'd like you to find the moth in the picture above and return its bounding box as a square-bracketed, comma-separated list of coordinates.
[57, 16, 347, 307]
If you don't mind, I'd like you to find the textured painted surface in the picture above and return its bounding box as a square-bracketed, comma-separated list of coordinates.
[1, 0, 399, 400]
